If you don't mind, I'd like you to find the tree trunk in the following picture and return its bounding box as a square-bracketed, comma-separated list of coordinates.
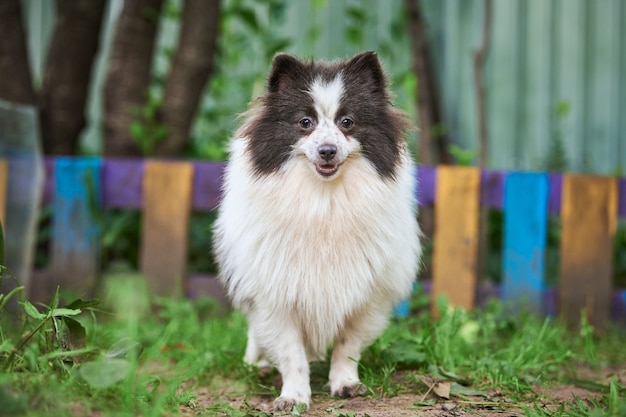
[404, 0, 452, 166]
[39, 0, 107, 156]
[405, 0, 452, 252]
[154, 0, 221, 157]
[0, 0, 36, 105]
[104, 0, 163, 156]
[474, 0, 492, 168]
[473, 0, 492, 282]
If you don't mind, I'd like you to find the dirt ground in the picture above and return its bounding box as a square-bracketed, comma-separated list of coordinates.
[179, 367, 626, 416]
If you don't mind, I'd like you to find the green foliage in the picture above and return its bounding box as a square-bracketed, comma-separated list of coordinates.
[1, 278, 625, 416]
[128, 91, 169, 156]
[188, 0, 293, 161]
[1, 289, 97, 378]
[544, 100, 570, 173]
[99, 210, 141, 272]
[614, 223, 626, 288]
[0, 219, 4, 266]
[345, 3, 369, 47]
[447, 143, 477, 166]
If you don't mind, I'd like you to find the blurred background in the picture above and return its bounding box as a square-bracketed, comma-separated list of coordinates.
[1, 0, 625, 291]
[4, 0, 624, 172]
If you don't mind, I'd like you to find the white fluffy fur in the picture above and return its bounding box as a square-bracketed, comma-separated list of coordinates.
[214, 75, 421, 411]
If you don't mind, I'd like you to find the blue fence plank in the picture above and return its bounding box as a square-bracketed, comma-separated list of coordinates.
[48, 157, 102, 300]
[502, 172, 549, 313]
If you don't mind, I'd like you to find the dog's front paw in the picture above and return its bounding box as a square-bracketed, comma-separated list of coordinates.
[331, 381, 368, 398]
[273, 396, 309, 412]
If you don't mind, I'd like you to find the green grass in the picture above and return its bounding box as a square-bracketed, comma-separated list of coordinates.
[0, 275, 625, 417]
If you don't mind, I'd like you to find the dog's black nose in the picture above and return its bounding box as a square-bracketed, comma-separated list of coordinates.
[318, 144, 337, 161]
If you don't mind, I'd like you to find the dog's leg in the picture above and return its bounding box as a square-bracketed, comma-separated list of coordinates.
[329, 307, 390, 397]
[244, 327, 271, 368]
[244, 326, 261, 365]
[268, 324, 311, 411]
[244, 325, 272, 379]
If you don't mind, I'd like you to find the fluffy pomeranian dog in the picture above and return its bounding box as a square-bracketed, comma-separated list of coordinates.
[214, 51, 421, 411]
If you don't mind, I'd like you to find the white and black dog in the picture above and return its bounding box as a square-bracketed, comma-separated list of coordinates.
[214, 51, 421, 411]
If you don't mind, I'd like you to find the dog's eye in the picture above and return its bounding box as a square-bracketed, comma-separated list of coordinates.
[340, 118, 354, 129]
[299, 118, 314, 130]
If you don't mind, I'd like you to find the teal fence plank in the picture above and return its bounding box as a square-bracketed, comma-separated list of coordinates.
[502, 172, 549, 313]
[48, 157, 102, 300]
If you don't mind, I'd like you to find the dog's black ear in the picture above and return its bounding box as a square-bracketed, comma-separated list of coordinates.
[268, 53, 305, 93]
[344, 51, 386, 92]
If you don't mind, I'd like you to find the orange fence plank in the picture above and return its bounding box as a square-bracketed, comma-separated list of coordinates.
[431, 166, 481, 313]
[0, 159, 7, 227]
[559, 174, 617, 328]
[140, 161, 194, 296]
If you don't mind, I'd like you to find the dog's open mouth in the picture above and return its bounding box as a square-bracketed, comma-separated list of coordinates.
[315, 163, 339, 177]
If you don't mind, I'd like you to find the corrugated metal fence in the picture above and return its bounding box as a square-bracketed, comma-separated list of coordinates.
[279, 0, 626, 173]
[20, 0, 626, 172]
[423, 0, 625, 173]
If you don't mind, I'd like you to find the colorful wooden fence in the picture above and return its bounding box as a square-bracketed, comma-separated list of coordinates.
[1, 157, 625, 327]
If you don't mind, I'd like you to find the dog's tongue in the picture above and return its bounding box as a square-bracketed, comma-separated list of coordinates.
[316, 163, 338, 177]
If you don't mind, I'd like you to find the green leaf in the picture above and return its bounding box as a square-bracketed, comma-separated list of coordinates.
[568, 378, 611, 393]
[129, 122, 145, 141]
[42, 347, 96, 361]
[387, 340, 427, 367]
[311, 0, 328, 10]
[65, 298, 100, 310]
[106, 338, 143, 360]
[0, 340, 14, 353]
[0, 219, 4, 266]
[57, 316, 87, 352]
[0, 286, 24, 312]
[450, 382, 489, 398]
[79, 358, 130, 389]
[22, 301, 45, 320]
[555, 100, 571, 119]
[50, 308, 81, 317]
[291, 402, 308, 416]
[447, 144, 477, 166]
[346, 5, 367, 23]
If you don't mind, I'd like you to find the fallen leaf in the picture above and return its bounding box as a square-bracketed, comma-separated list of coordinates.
[433, 381, 451, 399]
[450, 382, 489, 397]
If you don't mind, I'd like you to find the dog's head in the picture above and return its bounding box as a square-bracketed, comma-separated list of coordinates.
[242, 52, 409, 181]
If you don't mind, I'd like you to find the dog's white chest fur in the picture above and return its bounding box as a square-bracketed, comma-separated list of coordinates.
[215, 139, 420, 357]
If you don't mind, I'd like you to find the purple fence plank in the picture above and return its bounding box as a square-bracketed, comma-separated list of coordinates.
[617, 178, 626, 217]
[613, 290, 626, 324]
[480, 170, 506, 209]
[102, 159, 144, 209]
[416, 165, 436, 206]
[544, 288, 558, 317]
[42, 158, 55, 205]
[192, 162, 224, 210]
[548, 174, 563, 215]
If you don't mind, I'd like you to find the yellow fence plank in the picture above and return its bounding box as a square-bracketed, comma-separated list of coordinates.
[140, 161, 194, 296]
[0, 159, 7, 227]
[431, 166, 481, 313]
[559, 174, 617, 328]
